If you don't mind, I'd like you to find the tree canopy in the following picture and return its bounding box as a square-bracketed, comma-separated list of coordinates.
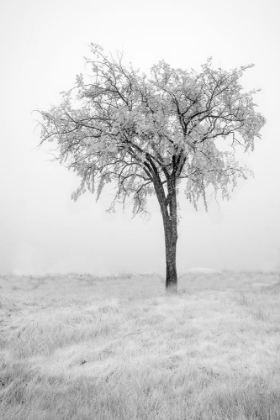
[40, 44, 265, 216]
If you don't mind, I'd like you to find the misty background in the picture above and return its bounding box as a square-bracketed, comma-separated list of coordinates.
[0, 0, 279, 276]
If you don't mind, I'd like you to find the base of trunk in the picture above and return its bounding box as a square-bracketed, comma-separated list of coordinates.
[165, 264, 178, 293]
[166, 283, 178, 293]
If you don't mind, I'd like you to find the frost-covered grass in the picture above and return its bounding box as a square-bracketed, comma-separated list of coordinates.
[1, 271, 280, 419]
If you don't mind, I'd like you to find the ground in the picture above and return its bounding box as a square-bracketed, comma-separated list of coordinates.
[0, 271, 280, 419]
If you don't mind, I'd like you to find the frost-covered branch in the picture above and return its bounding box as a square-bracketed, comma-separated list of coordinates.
[38, 44, 265, 214]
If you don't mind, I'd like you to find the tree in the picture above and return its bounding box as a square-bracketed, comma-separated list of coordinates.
[39, 44, 265, 292]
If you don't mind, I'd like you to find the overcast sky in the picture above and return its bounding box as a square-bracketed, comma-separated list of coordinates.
[0, 0, 279, 276]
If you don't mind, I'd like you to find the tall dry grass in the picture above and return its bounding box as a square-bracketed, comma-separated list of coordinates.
[0, 271, 280, 419]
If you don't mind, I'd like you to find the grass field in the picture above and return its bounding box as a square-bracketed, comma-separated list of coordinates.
[0, 271, 280, 419]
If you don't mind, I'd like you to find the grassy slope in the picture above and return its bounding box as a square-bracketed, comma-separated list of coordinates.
[0, 271, 280, 420]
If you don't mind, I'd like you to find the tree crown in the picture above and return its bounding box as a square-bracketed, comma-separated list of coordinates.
[39, 44, 265, 215]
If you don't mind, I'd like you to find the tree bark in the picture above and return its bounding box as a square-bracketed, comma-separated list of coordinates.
[150, 166, 178, 292]
[163, 216, 178, 291]
[160, 182, 178, 293]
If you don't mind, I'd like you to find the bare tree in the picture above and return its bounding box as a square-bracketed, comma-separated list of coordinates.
[38, 44, 265, 291]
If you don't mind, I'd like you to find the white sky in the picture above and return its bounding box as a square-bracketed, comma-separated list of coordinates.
[0, 0, 280, 276]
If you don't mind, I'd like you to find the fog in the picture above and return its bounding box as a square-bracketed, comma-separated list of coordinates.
[0, 0, 279, 276]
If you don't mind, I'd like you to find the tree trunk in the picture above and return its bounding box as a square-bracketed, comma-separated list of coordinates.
[152, 171, 178, 292]
[160, 185, 178, 292]
[163, 214, 178, 292]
